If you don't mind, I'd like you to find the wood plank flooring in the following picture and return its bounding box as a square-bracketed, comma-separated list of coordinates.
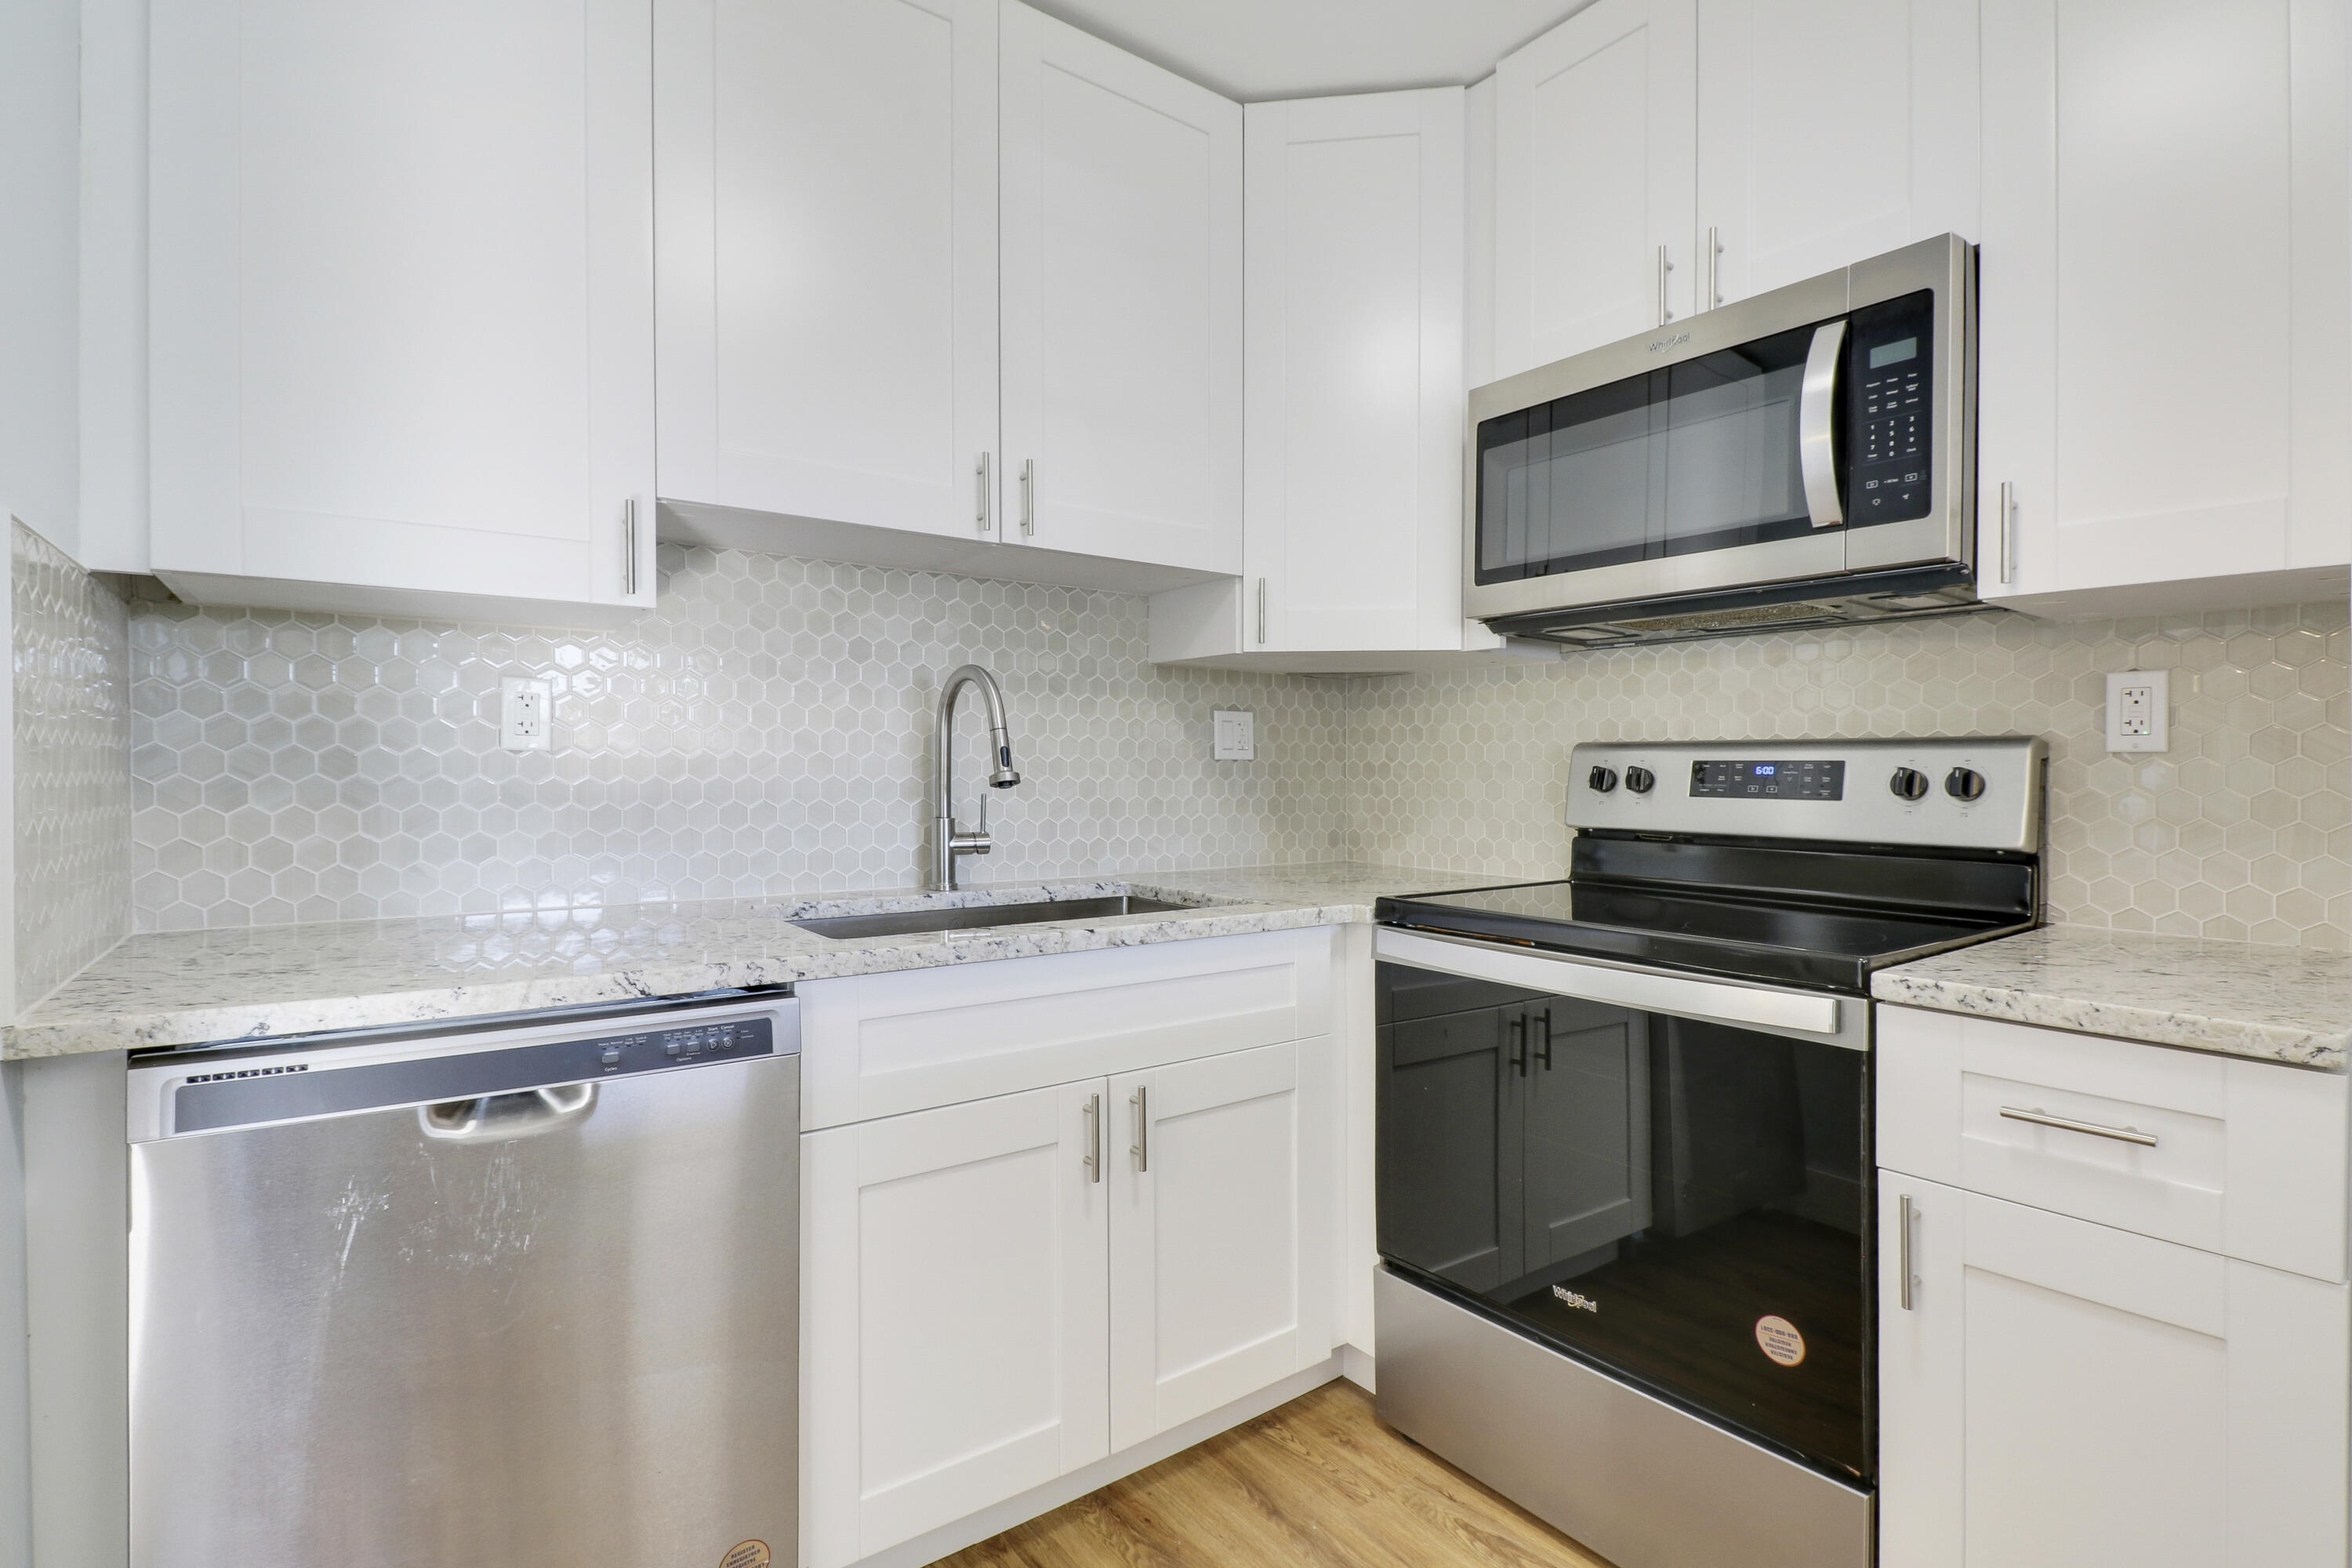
[931, 1380, 1614, 1568]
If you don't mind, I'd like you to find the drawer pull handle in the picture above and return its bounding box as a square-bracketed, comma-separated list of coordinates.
[1083, 1092, 1102, 1182]
[1998, 1105, 2158, 1148]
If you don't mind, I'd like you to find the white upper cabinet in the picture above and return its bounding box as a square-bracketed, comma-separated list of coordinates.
[1152, 86, 1500, 669]
[1694, 0, 1980, 307]
[147, 0, 655, 626]
[1977, 0, 2350, 617]
[1494, 0, 1697, 376]
[998, 2, 1242, 575]
[655, 0, 1000, 546]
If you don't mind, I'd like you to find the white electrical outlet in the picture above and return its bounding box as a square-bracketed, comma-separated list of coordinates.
[1212, 709, 1256, 761]
[501, 677, 554, 752]
[2104, 669, 2169, 753]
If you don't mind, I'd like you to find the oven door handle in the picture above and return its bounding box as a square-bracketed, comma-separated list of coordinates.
[1798, 318, 1847, 528]
[1375, 927, 1844, 1040]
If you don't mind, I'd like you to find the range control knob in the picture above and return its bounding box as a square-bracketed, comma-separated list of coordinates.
[1945, 767, 1987, 802]
[1889, 767, 1929, 801]
[1624, 765, 1656, 795]
[1588, 765, 1619, 794]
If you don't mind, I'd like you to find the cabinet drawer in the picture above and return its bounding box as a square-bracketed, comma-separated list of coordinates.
[1878, 1006, 2349, 1282]
[800, 928, 1335, 1129]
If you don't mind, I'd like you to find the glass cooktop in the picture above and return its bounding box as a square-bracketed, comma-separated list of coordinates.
[1376, 877, 2030, 994]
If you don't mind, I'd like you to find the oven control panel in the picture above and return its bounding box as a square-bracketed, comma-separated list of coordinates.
[1689, 759, 1846, 800]
[1568, 736, 2045, 853]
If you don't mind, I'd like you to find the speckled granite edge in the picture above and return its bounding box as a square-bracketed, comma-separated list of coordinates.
[5, 866, 1493, 1060]
[1872, 925, 2352, 1069]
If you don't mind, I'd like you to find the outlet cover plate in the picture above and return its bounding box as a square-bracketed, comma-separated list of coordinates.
[1212, 709, 1255, 761]
[501, 677, 554, 752]
[2104, 670, 2168, 753]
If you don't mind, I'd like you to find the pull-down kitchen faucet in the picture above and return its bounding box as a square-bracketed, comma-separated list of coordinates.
[932, 663, 1022, 891]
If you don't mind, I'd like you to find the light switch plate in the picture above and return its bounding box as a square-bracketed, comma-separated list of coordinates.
[2104, 670, 2168, 753]
[1212, 709, 1255, 761]
[501, 677, 554, 752]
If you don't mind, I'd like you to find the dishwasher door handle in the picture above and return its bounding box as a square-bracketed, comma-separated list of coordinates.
[420, 1082, 598, 1142]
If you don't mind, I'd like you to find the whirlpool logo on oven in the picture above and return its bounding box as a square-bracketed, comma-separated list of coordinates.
[1552, 1285, 1599, 1314]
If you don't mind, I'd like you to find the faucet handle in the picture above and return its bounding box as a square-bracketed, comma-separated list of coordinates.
[975, 794, 987, 837]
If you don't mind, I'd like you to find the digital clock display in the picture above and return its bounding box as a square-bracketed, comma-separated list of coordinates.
[1690, 760, 1845, 800]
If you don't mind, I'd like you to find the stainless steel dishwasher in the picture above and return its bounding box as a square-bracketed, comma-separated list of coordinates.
[125, 993, 800, 1568]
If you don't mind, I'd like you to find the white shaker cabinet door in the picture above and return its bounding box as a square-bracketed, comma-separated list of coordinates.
[802, 1081, 1109, 1568]
[1878, 1173, 2350, 1568]
[1694, 0, 1980, 307]
[998, 1, 1243, 574]
[1494, 0, 1697, 376]
[655, 0, 1000, 543]
[1240, 89, 1469, 655]
[1976, 0, 2350, 615]
[147, 0, 655, 623]
[1107, 1039, 1335, 1451]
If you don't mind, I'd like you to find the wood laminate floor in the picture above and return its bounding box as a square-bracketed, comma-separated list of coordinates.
[931, 1380, 1614, 1568]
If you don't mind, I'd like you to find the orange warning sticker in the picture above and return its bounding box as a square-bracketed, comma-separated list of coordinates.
[720, 1542, 772, 1568]
[1755, 1315, 1806, 1367]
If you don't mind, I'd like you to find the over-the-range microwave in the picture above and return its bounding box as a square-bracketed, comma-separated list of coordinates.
[1464, 233, 1976, 648]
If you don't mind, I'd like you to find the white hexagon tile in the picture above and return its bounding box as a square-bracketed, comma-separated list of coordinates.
[122, 542, 2347, 950]
[1344, 601, 2349, 950]
[14, 520, 132, 1004]
[128, 546, 1348, 930]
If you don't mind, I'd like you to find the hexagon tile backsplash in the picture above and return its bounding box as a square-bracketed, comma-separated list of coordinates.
[1345, 601, 2349, 950]
[129, 546, 1348, 931]
[122, 540, 2347, 949]
[15, 520, 132, 1006]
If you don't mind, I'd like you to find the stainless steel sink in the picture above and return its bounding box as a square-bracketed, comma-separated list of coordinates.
[787, 895, 1198, 941]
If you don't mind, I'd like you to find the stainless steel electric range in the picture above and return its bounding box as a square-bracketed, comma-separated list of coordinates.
[1371, 736, 2046, 1568]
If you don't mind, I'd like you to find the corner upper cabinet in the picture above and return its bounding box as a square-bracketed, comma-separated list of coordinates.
[1693, 0, 1980, 307]
[1494, 0, 1697, 377]
[654, 0, 1001, 550]
[998, 2, 1242, 575]
[1976, 0, 2351, 618]
[147, 0, 656, 626]
[1151, 87, 1500, 670]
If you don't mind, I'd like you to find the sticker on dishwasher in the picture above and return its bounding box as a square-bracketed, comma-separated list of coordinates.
[720, 1542, 771, 1568]
[1755, 1315, 1806, 1367]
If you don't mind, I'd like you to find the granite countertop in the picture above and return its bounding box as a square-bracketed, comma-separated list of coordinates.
[5, 863, 1495, 1060]
[1873, 925, 2352, 1069]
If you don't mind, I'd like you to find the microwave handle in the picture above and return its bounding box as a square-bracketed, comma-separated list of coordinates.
[1798, 318, 1848, 528]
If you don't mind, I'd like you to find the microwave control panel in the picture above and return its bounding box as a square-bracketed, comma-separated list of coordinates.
[1845, 289, 1935, 527]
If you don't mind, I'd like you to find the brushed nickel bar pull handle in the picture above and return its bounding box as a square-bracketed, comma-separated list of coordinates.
[1255, 578, 1267, 645]
[1997, 479, 2016, 585]
[1131, 1085, 1149, 1172]
[976, 452, 993, 534]
[1999, 1105, 2158, 1148]
[1083, 1092, 1101, 1182]
[1657, 243, 1673, 325]
[1899, 1192, 1915, 1311]
[1020, 458, 1035, 535]
[622, 496, 639, 597]
[1704, 225, 1719, 311]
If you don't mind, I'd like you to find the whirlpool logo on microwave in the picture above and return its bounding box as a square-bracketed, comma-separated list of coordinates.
[1552, 1285, 1599, 1314]
[1646, 332, 1690, 354]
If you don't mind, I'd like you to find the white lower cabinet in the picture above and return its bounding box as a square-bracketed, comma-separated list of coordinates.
[801, 936, 1340, 1568]
[1109, 1040, 1333, 1450]
[802, 1082, 1110, 1566]
[1878, 1173, 2349, 1568]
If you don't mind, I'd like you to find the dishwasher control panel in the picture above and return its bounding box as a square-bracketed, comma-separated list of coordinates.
[129, 998, 797, 1141]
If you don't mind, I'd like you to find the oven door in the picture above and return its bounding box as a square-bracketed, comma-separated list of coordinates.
[1462, 233, 1971, 624]
[1374, 931, 1872, 1484]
